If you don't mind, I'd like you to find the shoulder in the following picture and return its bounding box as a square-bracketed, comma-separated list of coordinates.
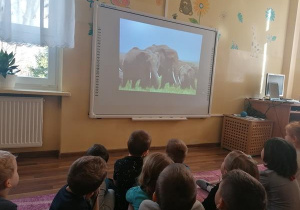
[115, 156, 143, 168]
[259, 169, 276, 179]
[0, 198, 17, 210]
[139, 200, 160, 210]
[50, 186, 91, 210]
[127, 186, 141, 193]
[126, 186, 140, 199]
[192, 200, 205, 210]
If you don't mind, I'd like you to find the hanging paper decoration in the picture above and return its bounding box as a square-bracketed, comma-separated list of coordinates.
[265, 8, 275, 21]
[238, 12, 243, 23]
[111, 0, 130, 7]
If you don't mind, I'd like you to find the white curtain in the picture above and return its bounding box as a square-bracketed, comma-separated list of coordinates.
[0, 0, 75, 48]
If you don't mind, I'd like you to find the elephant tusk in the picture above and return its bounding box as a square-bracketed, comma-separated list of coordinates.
[172, 71, 177, 84]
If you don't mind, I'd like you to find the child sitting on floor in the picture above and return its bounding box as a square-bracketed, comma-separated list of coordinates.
[0, 150, 19, 210]
[285, 121, 300, 183]
[113, 130, 152, 210]
[215, 169, 266, 210]
[165, 138, 189, 168]
[260, 137, 300, 210]
[86, 144, 114, 210]
[139, 163, 205, 210]
[196, 150, 259, 210]
[50, 156, 107, 210]
[126, 153, 173, 210]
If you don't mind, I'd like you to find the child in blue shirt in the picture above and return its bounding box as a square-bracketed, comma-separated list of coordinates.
[126, 153, 173, 210]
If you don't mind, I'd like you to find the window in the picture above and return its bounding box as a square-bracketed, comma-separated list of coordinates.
[0, 0, 75, 91]
[1, 41, 61, 90]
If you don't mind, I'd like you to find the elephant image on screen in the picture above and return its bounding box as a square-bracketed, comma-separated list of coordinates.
[89, 3, 217, 118]
[119, 19, 202, 95]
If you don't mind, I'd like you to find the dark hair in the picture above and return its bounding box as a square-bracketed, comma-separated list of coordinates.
[220, 169, 267, 210]
[139, 153, 173, 197]
[263, 137, 297, 178]
[67, 156, 107, 196]
[86, 144, 109, 162]
[166, 139, 188, 163]
[156, 163, 196, 210]
[127, 130, 151, 156]
[225, 150, 259, 180]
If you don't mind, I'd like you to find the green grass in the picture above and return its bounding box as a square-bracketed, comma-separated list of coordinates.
[119, 78, 197, 95]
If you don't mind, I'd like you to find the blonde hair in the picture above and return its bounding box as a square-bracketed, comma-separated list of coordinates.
[286, 121, 300, 142]
[0, 150, 16, 190]
[138, 152, 173, 197]
[224, 150, 259, 180]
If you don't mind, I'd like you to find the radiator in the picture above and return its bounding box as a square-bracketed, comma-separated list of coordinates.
[0, 97, 43, 148]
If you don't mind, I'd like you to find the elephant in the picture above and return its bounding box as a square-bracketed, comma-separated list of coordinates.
[177, 62, 197, 89]
[146, 45, 179, 89]
[121, 47, 159, 89]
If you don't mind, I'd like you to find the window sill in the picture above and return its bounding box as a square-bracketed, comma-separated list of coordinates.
[0, 88, 71, 97]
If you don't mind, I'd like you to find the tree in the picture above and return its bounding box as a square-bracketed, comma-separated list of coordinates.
[29, 50, 48, 78]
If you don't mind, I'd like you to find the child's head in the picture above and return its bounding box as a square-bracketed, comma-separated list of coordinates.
[215, 169, 266, 210]
[127, 130, 151, 157]
[285, 121, 300, 146]
[221, 150, 259, 179]
[155, 163, 196, 210]
[262, 137, 297, 178]
[138, 152, 173, 197]
[67, 156, 107, 196]
[165, 138, 188, 163]
[86, 144, 109, 162]
[0, 150, 19, 191]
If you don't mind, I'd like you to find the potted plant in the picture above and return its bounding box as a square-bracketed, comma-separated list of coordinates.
[0, 49, 20, 89]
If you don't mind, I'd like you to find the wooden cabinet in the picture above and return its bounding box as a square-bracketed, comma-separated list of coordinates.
[246, 99, 300, 138]
[221, 115, 273, 155]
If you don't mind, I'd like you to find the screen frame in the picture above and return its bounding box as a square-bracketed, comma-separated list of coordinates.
[89, 3, 218, 119]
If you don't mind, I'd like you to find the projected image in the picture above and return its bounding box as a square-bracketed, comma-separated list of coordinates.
[119, 19, 203, 95]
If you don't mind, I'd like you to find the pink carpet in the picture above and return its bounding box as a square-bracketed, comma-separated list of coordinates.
[194, 164, 267, 202]
[11, 164, 267, 210]
[12, 194, 55, 210]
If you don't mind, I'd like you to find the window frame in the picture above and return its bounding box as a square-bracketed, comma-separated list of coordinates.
[14, 47, 62, 91]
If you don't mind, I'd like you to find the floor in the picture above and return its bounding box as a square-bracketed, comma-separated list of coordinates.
[7, 146, 263, 199]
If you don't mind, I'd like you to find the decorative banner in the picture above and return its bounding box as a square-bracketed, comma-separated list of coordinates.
[189, 0, 210, 24]
[231, 41, 239, 50]
[267, 35, 277, 43]
[89, 23, 93, 36]
[111, 0, 130, 7]
[156, 0, 163, 6]
[238, 12, 243, 23]
[179, 0, 193, 16]
[265, 8, 275, 22]
[250, 26, 261, 58]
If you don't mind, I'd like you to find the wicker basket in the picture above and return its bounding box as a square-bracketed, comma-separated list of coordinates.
[221, 115, 273, 156]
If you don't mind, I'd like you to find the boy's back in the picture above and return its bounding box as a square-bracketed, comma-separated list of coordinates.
[50, 185, 92, 210]
[114, 156, 143, 210]
[0, 197, 17, 210]
[113, 130, 151, 210]
[50, 156, 107, 210]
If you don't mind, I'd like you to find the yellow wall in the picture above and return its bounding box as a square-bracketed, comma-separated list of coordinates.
[58, 0, 291, 153]
[7, 0, 297, 154]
